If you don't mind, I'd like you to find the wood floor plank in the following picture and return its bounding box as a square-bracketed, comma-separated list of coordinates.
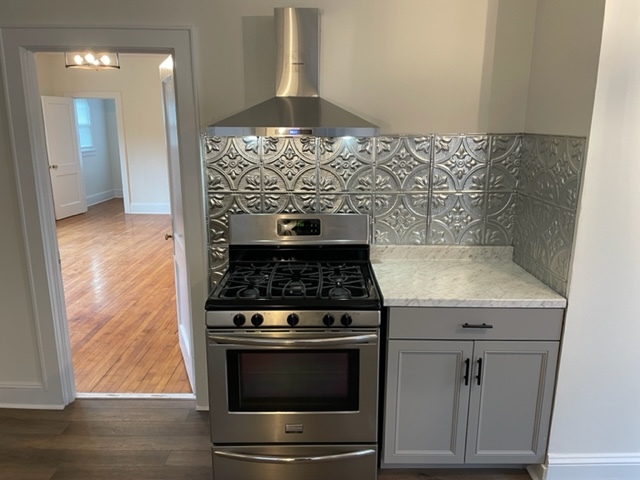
[0, 399, 532, 480]
[49, 465, 213, 480]
[165, 450, 212, 467]
[0, 434, 209, 451]
[0, 407, 191, 422]
[0, 448, 169, 467]
[0, 465, 56, 480]
[0, 418, 69, 435]
[61, 420, 209, 437]
[55, 199, 191, 394]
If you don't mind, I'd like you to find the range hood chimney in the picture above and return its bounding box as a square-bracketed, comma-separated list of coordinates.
[207, 7, 379, 137]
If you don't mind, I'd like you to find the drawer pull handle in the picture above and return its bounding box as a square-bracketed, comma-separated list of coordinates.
[462, 322, 493, 329]
[476, 358, 483, 386]
[463, 358, 470, 386]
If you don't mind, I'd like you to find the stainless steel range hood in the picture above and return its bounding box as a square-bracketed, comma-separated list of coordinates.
[207, 7, 379, 137]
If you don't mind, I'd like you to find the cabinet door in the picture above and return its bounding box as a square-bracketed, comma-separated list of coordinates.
[465, 341, 559, 464]
[383, 340, 473, 465]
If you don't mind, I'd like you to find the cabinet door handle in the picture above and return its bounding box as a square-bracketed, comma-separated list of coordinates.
[476, 358, 483, 385]
[463, 358, 470, 386]
[462, 323, 493, 329]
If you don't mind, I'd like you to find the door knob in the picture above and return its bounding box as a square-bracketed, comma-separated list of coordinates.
[49, 164, 59, 169]
[164, 233, 173, 240]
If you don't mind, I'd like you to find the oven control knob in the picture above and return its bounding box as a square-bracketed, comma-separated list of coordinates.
[251, 313, 264, 327]
[341, 313, 353, 327]
[322, 313, 335, 326]
[233, 313, 246, 326]
[287, 313, 300, 327]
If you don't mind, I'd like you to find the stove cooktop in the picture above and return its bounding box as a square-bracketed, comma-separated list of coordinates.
[206, 214, 382, 311]
[206, 258, 381, 311]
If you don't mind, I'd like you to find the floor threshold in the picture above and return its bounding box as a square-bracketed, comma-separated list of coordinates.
[76, 392, 196, 400]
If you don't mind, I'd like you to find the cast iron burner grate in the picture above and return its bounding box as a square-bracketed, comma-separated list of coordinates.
[216, 262, 370, 301]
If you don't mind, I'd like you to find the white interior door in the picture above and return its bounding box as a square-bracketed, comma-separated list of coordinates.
[160, 60, 195, 391]
[41, 96, 87, 220]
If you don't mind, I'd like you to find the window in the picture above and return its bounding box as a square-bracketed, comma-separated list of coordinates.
[74, 98, 94, 150]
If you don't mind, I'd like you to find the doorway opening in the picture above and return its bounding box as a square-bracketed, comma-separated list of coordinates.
[0, 26, 205, 408]
[36, 52, 192, 395]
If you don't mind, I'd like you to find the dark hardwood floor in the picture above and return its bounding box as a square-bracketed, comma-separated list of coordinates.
[0, 399, 533, 480]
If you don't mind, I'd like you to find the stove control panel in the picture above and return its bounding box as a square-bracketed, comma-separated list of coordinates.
[277, 218, 321, 236]
[206, 310, 380, 329]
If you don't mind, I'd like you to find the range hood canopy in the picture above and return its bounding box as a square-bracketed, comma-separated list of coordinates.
[207, 7, 379, 138]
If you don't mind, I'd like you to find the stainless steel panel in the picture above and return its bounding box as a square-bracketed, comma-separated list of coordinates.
[275, 7, 319, 98]
[206, 97, 379, 138]
[212, 444, 377, 480]
[207, 331, 379, 444]
[206, 6, 380, 138]
[228, 213, 369, 245]
[206, 310, 380, 328]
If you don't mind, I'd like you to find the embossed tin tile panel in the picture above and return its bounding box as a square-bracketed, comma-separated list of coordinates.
[204, 137, 260, 191]
[203, 133, 586, 294]
[262, 137, 317, 192]
[513, 134, 586, 295]
[209, 244, 229, 289]
[429, 192, 485, 245]
[485, 192, 517, 245]
[375, 136, 432, 192]
[488, 134, 522, 191]
[319, 194, 373, 214]
[318, 137, 374, 192]
[374, 194, 428, 245]
[433, 135, 489, 191]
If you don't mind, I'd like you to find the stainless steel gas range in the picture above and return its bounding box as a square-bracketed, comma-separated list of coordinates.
[205, 213, 382, 480]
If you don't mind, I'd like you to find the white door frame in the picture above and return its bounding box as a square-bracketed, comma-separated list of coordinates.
[0, 27, 208, 409]
[63, 91, 132, 213]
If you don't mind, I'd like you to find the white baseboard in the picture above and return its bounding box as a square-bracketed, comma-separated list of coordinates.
[0, 402, 65, 410]
[545, 454, 640, 480]
[527, 463, 546, 480]
[86, 190, 116, 206]
[112, 188, 123, 198]
[129, 202, 170, 214]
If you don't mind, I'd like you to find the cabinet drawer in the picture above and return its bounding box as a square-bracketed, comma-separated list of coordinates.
[388, 307, 563, 341]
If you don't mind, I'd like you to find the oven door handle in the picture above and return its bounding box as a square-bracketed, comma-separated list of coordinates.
[208, 333, 377, 347]
[212, 448, 376, 464]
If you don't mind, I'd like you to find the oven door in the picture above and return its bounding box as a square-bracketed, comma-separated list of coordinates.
[207, 329, 379, 444]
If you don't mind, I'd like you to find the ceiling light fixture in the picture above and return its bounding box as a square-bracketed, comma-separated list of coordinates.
[64, 52, 120, 70]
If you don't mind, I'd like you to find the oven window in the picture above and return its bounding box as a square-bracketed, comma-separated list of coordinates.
[227, 350, 359, 412]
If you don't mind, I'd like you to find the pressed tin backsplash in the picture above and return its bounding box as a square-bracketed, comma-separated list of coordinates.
[204, 133, 586, 294]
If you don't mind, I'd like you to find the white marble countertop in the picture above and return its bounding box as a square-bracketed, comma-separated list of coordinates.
[370, 246, 567, 308]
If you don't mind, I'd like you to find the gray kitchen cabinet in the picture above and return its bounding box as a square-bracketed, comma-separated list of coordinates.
[383, 308, 563, 467]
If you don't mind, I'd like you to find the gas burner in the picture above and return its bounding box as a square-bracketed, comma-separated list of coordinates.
[328, 284, 351, 300]
[240, 287, 260, 299]
[284, 281, 306, 297]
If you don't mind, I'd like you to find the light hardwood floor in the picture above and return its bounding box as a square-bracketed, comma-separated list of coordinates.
[0, 399, 532, 480]
[55, 199, 191, 394]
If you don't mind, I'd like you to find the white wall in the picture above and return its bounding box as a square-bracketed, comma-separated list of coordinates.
[104, 100, 123, 196]
[545, 1, 640, 478]
[35, 52, 170, 214]
[1, 0, 541, 135]
[524, 0, 605, 137]
[0, 92, 43, 391]
[80, 99, 119, 206]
